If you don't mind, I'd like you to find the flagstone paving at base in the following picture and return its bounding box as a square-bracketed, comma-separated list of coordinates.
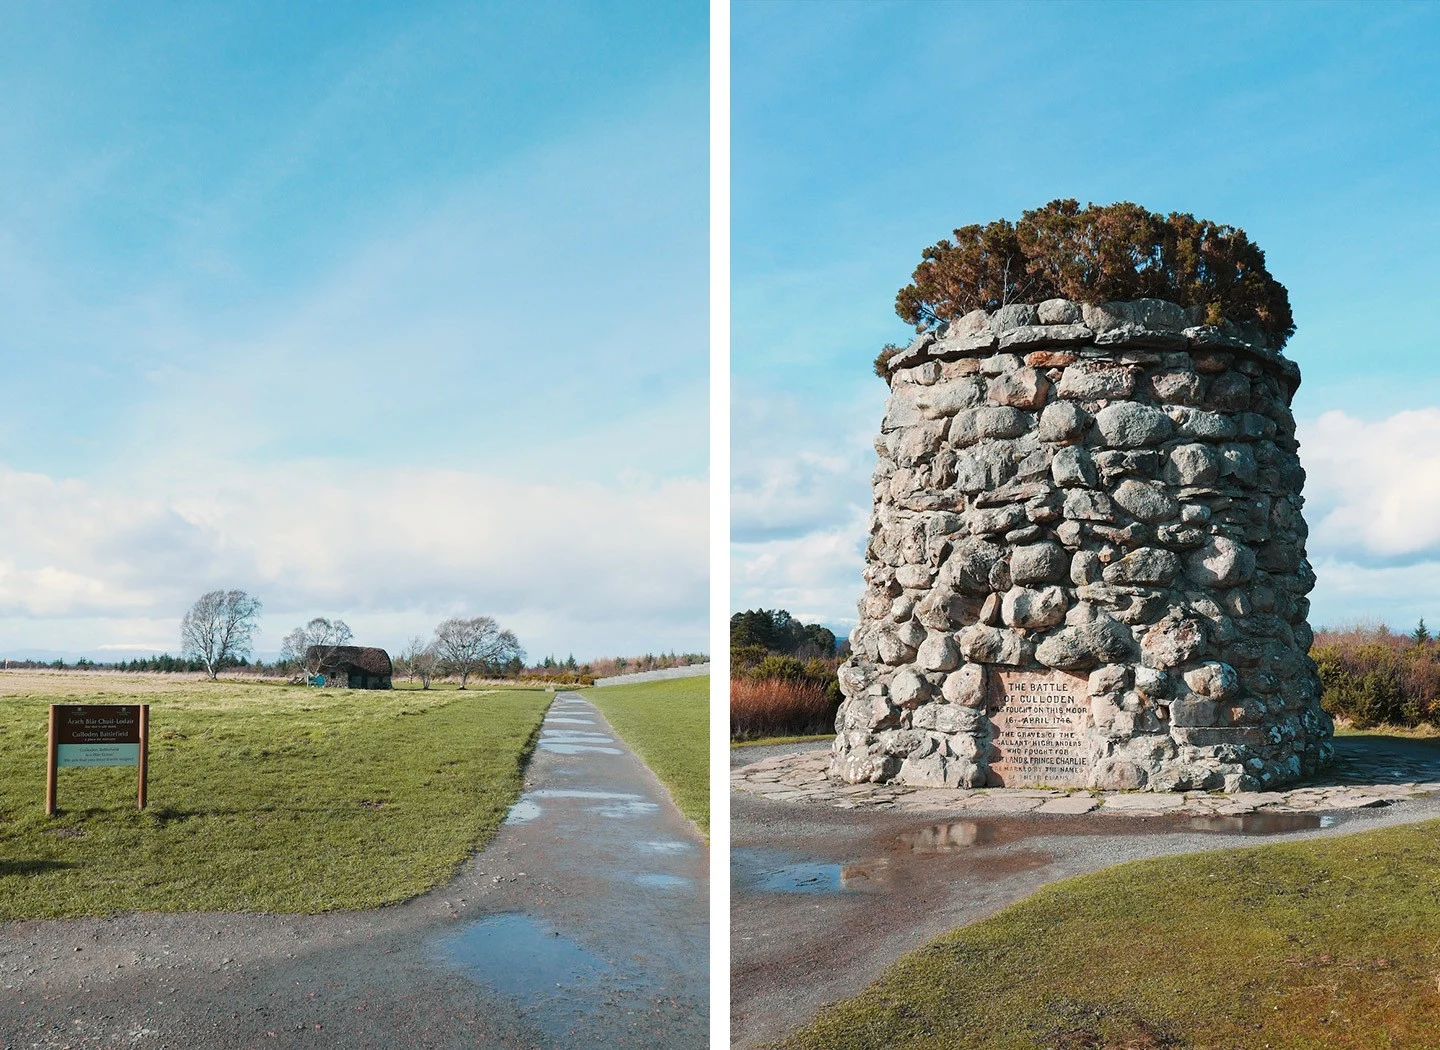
[733, 737, 1440, 817]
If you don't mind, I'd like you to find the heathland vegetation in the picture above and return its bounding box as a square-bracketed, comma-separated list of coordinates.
[0, 673, 550, 918]
[1315, 621, 1440, 730]
[878, 199, 1295, 375]
[730, 609, 844, 742]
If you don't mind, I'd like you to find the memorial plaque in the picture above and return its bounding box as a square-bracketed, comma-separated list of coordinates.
[985, 669, 1090, 787]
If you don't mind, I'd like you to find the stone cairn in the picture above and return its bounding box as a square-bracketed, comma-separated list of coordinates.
[833, 298, 1333, 793]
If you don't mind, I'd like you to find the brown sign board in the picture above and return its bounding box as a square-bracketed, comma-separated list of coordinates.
[54, 705, 142, 745]
[985, 669, 1091, 788]
[46, 704, 149, 815]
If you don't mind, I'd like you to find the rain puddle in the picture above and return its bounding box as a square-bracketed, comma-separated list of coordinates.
[1185, 812, 1338, 834]
[504, 799, 542, 824]
[538, 741, 623, 755]
[638, 840, 694, 855]
[633, 873, 692, 889]
[435, 913, 628, 1024]
[896, 811, 1344, 853]
[520, 790, 660, 819]
[732, 848, 892, 894]
[546, 717, 598, 725]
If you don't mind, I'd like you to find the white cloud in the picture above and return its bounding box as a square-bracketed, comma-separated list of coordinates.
[0, 463, 706, 660]
[1299, 407, 1440, 563]
[730, 384, 878, 627]
[732, 512, 870, 633]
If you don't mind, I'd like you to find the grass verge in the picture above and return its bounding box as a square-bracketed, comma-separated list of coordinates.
[773, 818, 1440, 1050]
[0, 673, 550, 918]
[583, 677, 708, 835]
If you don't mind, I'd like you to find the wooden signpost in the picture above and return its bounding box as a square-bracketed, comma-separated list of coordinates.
[45, 704, 149, 816]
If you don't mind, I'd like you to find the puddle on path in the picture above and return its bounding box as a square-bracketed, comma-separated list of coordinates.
[508, 790, 661, 821]
[1185, 812, 1337, 834]
[504, 799, 542, 824]
[434, 912, 643, 1038]
[638, 840, 695, 855]
[633, 873, 692, 889]
[539, 742, 623, 755]
[732, 848, 893, 894]
[546, 717, 598, 725]
[895, 810, 1345, 853]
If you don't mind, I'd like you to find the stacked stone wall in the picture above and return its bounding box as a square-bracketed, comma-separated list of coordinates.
[834, 297, 1332, 792]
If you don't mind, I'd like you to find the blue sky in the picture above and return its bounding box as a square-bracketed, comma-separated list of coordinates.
[732, 0, 1440, 635]
[0, 1, 708, 661]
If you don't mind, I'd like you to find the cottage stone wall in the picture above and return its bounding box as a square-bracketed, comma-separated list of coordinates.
[834, 298, 1332, 793]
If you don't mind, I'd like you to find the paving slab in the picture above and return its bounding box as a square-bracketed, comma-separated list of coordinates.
[0, 693, 708, 1049]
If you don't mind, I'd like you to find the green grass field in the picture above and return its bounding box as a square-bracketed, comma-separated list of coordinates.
[773, 817, 1440, 1050]
[583, 676, 708, 835]
[0, 672, 550, 918]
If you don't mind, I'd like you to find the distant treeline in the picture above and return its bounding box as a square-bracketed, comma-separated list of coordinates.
[520, 651, 709, 687]
[1, 654, 272, 673]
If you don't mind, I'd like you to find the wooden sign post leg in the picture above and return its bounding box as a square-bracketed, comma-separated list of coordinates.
[45, 705, 58, 817]
[137, 704, 149, 810]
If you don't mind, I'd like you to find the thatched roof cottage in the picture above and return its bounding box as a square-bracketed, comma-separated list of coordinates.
[307, 645, 393, 689]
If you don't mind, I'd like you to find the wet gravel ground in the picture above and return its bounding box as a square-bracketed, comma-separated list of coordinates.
[730, 736, 1440, 1049]
[1, 694, 708, 1050]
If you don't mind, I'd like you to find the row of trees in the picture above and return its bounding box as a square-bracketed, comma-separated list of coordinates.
[179, 590, 522, 686]
[394, 616, 524, 689]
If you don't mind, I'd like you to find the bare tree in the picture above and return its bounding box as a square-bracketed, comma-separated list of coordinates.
[432, 616, 524, 689]
[181, 590, 262, 680]
[397, 635, 441, 690]
[279, 617, 353, 682]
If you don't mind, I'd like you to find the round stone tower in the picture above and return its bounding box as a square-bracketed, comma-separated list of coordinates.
[833, 298, 1332, 793]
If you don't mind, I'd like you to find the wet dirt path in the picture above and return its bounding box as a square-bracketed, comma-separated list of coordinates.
[730, 738, 1440, 1049]
[0, 693, 708, 1049]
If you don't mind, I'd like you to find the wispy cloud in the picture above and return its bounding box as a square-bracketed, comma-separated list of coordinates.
[0, 463, 706, 659]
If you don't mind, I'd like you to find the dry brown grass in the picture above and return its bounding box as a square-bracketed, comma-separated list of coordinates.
[730, 676, 835, 741]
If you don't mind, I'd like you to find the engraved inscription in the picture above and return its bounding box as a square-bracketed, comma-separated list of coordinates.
[986, 670, 1090, 787]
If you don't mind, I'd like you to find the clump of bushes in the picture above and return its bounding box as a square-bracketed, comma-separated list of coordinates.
[730, 609, 844, 741]
[882, 199, 1294, 375]
[1314, 622, 1440, 729]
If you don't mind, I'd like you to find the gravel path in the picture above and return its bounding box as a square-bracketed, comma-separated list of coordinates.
[1, 693, 709, 1050]
[730, 735, 1440, 1048]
